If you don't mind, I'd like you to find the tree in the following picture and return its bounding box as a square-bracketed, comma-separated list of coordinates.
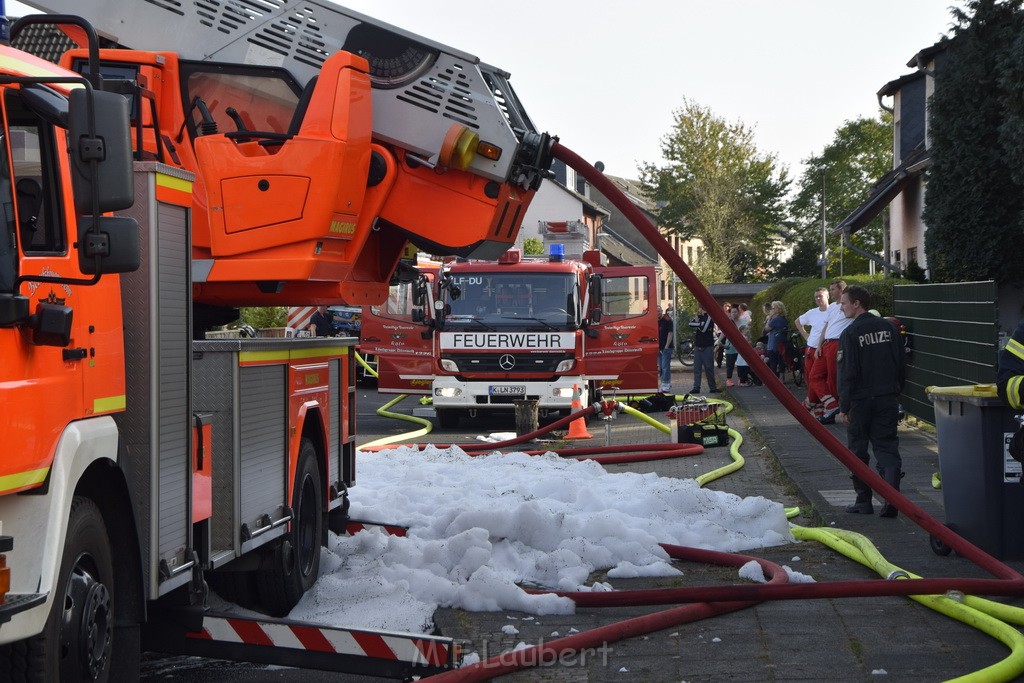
[239, 306, 288, 329]
[775, 234, 824, 278]
[639, 99, 790, 284]
[924, 0, 1024, 284]
[783, 114, 892, 278]
[522, 237, 543, 255]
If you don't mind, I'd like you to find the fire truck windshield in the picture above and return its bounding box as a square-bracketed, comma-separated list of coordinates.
[443, 272, 578, 329]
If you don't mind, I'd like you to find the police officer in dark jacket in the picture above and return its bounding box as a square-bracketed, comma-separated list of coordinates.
[836, 285, 905, 517]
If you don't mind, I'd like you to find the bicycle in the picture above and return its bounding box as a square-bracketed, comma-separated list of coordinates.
[676, 338, 694, 367]
[775, 331, 805, 387]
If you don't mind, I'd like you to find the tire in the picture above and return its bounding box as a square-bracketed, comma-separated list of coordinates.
[257, 438, 323, 617]
[436, 408, 459, 429]
[0, 497, 130, 682]
[205, 569, 262, 610]
[930, 534, 953, 556]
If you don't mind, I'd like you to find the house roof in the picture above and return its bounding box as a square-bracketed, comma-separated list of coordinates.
[832, 145, 931, 236]
[877, 70, 926, 98]
[709, 282, 772, 298]
[907, 39, 950, 69]
[601, 174, 658, 214]
[598, 225, 658, 267]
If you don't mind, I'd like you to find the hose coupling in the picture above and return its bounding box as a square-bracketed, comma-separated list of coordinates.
[886, 569, 910, 580]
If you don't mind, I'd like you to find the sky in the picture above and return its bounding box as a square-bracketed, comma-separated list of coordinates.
[6, 0, 959, 182]
[332, 0, 960, 182]
[255, 443, 807, 643]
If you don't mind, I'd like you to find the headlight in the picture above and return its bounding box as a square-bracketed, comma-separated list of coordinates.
[435, 387, 461, 398]
[440, 359, 459, 372]
[555, 359, 576, 372]
[555, 387, 575, 398]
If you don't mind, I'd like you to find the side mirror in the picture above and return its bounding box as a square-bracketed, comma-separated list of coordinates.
[77, 216, 142, 274]
[69, 89, 134, 214]
[412, 279, 427, 307]
[588, 274, 602, 306]
[0, 295, 29, 326]
[26, 302, 72, 347]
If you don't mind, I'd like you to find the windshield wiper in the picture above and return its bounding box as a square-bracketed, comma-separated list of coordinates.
[448, 317, 495, 331]
[501, 316, 558, 331]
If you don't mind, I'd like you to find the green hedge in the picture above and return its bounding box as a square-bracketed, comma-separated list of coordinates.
[749, 276, 896, 342]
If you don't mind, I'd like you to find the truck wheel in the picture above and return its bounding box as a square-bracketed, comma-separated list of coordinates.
[436, 408, 459, 429]
[205, 569, 262, 610]
[258, 438, 323, 617]
[0, 497, 129, 682]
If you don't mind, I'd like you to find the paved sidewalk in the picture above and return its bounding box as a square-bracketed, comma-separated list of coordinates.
[420, 359, 1024, 681]
[658, 357, 1024, 680]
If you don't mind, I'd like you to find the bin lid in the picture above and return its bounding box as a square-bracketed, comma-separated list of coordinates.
[927, 383, 1004, 406]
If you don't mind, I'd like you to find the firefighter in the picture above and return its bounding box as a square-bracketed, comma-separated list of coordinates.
[836, 285, 906, 517]
[310, 305, 338, 337]
[997, 320, 1024, 410]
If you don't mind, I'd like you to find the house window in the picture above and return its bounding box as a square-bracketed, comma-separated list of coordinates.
[907, 247, 917, 264]
[687, 246, 694, 264]
[894, 250, 901, 264]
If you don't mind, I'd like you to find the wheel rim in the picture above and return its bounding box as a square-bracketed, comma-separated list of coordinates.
[60, 555, 113, 680]
[296, 472, 318, 578]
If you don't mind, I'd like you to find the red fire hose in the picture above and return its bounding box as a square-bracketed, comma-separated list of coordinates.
[553, 141, 1024, 594]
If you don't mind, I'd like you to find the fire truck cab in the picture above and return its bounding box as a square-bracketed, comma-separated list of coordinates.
[361, 248, 659, 428]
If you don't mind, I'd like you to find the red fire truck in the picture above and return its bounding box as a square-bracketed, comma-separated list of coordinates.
[361, 248, 659, 427]
[0, 1, 552, 677]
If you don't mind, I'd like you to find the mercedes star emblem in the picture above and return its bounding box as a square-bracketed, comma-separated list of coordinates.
[498, 354, 516, 370]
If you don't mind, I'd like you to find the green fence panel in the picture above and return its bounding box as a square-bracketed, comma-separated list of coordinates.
[893, 281, 998, 424]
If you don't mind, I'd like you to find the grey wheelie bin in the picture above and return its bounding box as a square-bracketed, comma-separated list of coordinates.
[928, 384, 1024, 559]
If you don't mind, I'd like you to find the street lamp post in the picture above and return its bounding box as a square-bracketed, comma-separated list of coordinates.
[819, 169, 827, 279]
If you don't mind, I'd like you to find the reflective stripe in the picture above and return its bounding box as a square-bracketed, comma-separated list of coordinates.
[0, 50, 81, 84]
[1009, 376, 1024, 410]
[93, 395, 127, 413]
[1007, 338, 1024, 363]
[240, 347, 350, 364]
[0, 467, 49, 494]
[157, 173, 193, 194]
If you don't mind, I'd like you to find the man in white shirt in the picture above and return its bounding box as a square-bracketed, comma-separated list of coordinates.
[807, 279, 851, 423]
[796, 287, 830, 418]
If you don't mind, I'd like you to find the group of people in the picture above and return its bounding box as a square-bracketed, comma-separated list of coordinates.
[660, 286, 907, 517]
[792, 279, 906, 517]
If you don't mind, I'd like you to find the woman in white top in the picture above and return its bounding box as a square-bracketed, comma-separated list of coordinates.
[796, 287, 829, 416]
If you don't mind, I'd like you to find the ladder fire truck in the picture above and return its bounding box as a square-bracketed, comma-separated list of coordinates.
[0, 1, 553, 677]
[360, 247, 659, 427]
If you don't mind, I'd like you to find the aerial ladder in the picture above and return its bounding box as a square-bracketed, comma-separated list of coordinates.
[14, 0, 554, 315]
[0, 4, 556, 678]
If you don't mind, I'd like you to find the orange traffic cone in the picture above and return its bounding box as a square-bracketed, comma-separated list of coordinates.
[565, 383, 593, 440]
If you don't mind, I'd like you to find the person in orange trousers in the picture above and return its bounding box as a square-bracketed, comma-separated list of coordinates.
[796, 287, 829, 417]
[807, 279, 849, 423]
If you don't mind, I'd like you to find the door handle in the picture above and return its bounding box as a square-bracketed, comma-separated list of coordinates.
[63, 347, 88, 361]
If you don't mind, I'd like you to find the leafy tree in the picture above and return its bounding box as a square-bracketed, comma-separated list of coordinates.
[522, 237, 543, 255]
[239, 306, 288, 329]
[924, 0, 1024, 284]
[783, 114, 892, 278]
[639, 99, 790, 284]
[775, 234, 824, 278]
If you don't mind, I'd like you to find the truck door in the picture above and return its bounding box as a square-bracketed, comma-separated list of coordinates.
[584, 266, 658, 394]
[359, 274, 434, 394]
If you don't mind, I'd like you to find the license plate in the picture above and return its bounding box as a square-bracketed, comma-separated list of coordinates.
[490, 385, 526, 396]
